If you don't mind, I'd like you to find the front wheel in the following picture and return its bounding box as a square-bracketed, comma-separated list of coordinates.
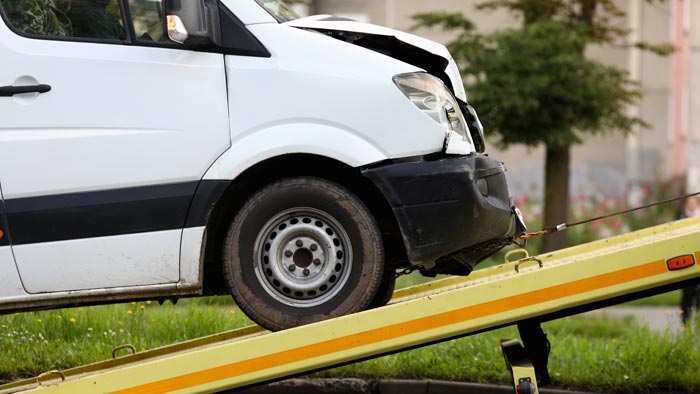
[368, 270, 396, 308]
[222, 177, 385, 331]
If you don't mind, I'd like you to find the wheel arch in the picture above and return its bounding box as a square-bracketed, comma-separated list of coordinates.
[200, 154, 406, 295]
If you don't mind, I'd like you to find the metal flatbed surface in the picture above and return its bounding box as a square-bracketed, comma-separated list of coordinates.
[2, 217, 699, 394]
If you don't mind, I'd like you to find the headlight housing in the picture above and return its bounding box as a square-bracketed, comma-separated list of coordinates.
[464, 103, 486, 153]
[393, 72, 474, 155]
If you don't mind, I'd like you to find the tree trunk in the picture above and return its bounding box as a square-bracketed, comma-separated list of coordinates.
[539, 0, 593, 253]
[541, 146, 570, 253]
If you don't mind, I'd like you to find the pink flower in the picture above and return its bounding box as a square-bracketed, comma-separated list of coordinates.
[611, 220, 622, 230]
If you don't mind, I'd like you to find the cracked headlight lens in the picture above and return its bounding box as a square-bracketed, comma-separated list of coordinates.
[393, 72, 474, 155]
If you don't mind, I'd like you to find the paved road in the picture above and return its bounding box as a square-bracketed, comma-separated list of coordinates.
[585, 306, 686, 334]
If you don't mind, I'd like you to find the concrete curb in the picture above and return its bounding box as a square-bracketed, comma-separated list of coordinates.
[234, 378, 597, 393]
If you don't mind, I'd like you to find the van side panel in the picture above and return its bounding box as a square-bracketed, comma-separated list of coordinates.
[13, 230, 183, 293]
[0, 187, 25, 298]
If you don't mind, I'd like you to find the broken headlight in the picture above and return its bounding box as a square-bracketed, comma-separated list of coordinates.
[393, 72, 474, 155]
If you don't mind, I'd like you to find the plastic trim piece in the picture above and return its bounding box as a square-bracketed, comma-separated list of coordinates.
[363, 154, 515, 266]
[219, 3, 271, 57]
[4, 180, 228, 245]
[0, 199, 8, 247]
[184, 180, 230, 228]
[0, 84, 51, 97]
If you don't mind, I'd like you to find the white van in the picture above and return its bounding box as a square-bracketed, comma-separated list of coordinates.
[0, 0, 524, 331]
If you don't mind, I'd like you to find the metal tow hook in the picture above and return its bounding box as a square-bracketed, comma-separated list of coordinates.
[519, 224, 567, 241]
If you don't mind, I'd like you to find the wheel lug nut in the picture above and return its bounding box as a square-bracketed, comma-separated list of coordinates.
[288, 264, 296, 272]
[303, 268, 310, 276]
[296, 240, 303, 247]
[284, 250, 293, 257]
[313, 258, 321, 266]
[310, 244, 318, 251]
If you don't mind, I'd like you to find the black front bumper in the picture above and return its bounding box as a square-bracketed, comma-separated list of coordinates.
[363, 154, 519, 275]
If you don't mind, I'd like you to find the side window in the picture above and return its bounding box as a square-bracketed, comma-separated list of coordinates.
[0, 0, 126, 40]
[128, 0, 163, 42]
[0, 0, 71, 36]
[68, 0, 125, 39]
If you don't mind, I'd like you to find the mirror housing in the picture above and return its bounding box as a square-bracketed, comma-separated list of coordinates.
[165, 0, 222, 48]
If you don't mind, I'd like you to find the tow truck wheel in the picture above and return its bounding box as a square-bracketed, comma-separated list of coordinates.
[223, 177, 385, 331]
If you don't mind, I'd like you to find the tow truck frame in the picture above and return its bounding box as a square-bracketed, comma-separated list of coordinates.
[2, 217, 699, 394]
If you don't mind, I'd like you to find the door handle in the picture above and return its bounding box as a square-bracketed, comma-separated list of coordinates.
[0, 84, 51, 97]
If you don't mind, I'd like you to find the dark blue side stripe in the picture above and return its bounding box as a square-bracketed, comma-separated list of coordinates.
[0, 199, 9, 247]
[3, 181, 228, 246]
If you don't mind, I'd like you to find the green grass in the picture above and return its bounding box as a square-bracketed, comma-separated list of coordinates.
[0, 299, 252, 382]
[395, 271, 445, 289]
[2, 299, 700, 393]
[623, 290, 681, 307]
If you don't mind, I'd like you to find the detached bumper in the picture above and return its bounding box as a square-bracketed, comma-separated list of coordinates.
[363, 154, 519, 275]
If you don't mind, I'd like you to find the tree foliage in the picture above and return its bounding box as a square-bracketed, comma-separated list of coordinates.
[476, 0, 672, 54]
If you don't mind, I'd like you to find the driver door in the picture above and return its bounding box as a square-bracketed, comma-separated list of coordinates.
[0, 0, 230, 293]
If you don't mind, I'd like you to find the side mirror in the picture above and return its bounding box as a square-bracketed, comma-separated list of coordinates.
[165, 0, 221, 47]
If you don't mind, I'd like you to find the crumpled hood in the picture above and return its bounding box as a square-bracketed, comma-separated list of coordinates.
[285, 15, 467, 102]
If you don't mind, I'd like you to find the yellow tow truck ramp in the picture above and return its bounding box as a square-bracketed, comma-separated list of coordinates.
[2, 217, 700, 394]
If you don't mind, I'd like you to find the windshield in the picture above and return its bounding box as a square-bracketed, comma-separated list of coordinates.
[254, 0, 300, 22]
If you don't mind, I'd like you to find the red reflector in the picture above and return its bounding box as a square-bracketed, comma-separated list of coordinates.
[667, 255, 695, 271]
[0, 229, 3, 239]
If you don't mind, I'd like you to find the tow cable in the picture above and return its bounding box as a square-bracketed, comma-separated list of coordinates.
[519, 191, 700, 241]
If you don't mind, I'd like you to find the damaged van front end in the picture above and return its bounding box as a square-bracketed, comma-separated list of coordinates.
[287, 15, 525, 276]
[364, 155, 523, 276]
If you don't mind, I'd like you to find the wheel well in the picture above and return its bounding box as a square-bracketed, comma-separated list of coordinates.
[201, 154, 407, 295]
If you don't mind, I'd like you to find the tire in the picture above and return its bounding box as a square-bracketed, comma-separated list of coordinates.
[368, 270, 396, 309]
[223, 177, 385, 331]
